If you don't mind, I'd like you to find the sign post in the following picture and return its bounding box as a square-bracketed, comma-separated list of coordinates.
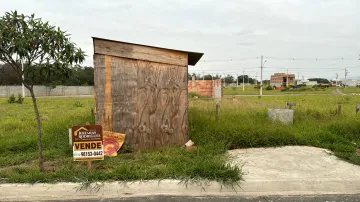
[72, 122, 104, 169]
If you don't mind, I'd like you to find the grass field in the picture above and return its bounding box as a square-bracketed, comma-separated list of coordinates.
[190, 95, 360, 166]
[0, 98, 239, 184]
[223, 85, 360, 95]
[1, 94, 360, 184]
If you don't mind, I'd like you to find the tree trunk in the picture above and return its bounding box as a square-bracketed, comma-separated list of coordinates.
[29, 88, 44, 172]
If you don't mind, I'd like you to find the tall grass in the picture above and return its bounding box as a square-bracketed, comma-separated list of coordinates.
[189, 95, 360, 165]
[0, 97, 240, 184]
[223, 86, 360, 96]
[1, 95, 359, 184]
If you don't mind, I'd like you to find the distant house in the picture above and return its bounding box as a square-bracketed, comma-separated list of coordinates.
[341, 79, 360, 87]
[270, 73, 295, 88]
[297, 80, 317, 86]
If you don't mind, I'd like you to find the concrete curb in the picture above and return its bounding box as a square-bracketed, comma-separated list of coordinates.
[1, 179, 360, 201]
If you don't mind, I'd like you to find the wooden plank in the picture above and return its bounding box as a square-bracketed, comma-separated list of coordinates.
[103, 55, 113, 131]
[94, 54, 105, 125]
[110, 56, 139, 149]
[94, 38, 188, 66]
[95, 56, 188, 151]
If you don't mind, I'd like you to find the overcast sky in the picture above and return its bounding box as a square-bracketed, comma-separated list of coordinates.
[2, 0, 360, 80]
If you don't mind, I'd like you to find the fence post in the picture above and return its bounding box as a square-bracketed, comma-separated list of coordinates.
[338, 104, 342, 114]
[216, 102, 220, 120]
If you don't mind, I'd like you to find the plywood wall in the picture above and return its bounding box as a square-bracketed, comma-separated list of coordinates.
[94, 54, 188, 150]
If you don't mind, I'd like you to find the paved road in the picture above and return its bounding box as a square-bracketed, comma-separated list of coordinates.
[44, 194, 360, 202]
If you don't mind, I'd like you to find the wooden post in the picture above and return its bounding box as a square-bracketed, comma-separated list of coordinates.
[91, 107, 95, 116]
[338, 105, 342, 114]
[216, 102, 220, 120]
[68, 128, 72, 146]
[85, 122, 92, 170]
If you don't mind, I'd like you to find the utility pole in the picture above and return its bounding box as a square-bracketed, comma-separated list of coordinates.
[236, 73, 239, 87]
[345, 68, 349, 88]
[242, 70, 245, 91]
[223, 73, 226, 87]
[336, 73, 339, 87]
[286, 69, 289, 87]
[260, 55, 264, 96]
[297, 72, 300, 85]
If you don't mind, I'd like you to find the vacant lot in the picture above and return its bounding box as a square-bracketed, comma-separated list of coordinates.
[0, 97, 239, 184]
[190, 95, 360, 165]
[1, 94, 360, 184]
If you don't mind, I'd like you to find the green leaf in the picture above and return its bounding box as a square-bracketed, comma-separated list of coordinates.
[0, 10, 86, 84]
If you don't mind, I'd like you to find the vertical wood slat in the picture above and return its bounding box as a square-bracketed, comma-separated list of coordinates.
[94, 55, 105, 125]
[103, 56, 113, 131]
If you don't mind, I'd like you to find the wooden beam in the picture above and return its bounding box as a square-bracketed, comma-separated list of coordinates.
[94, 38, 188, 66]
[103, 55, 113, 131]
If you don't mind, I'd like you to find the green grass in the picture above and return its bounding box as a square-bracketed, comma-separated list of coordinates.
[223, 86, 360, 96]
[0, 97, 240, 184]
[189, 95, 360, 165]
[1, 94, 360, 184]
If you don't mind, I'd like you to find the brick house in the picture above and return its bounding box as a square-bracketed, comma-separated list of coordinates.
[270, 73, 295, 88]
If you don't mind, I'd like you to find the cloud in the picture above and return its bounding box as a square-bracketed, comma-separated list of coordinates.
[236, 42, 256, 46]
[1, 0, 360, 79]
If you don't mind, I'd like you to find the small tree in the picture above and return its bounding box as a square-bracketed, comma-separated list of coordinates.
[0, 11, 85, 171]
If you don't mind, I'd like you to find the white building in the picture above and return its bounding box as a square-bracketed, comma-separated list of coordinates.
[342, 79, 360, 87]
[296, 80, 317, 86]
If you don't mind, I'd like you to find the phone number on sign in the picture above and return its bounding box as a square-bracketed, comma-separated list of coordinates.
[81, 151, 103, 157]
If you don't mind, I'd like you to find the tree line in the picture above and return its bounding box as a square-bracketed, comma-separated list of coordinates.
[188, 73, 258, 84]
[1, 64, 333, 87]
[0, 63, 94, 86]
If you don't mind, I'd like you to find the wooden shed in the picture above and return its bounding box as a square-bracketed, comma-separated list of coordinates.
[93, 37, 203, 150]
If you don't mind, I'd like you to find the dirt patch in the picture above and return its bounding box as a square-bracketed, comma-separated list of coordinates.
[356, 149, 360, 156]
[43, 160, 62, 173]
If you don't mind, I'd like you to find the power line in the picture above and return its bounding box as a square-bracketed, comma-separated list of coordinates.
[265, 56, 358, 61]
[197, 56, 359, 63]
[199, 57, 259, 63]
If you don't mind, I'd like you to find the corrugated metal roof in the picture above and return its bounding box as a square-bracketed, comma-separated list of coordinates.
[92, 37, 203, 66]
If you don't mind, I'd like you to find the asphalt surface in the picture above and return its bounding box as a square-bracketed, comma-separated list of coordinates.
[40, 194, 360, 202]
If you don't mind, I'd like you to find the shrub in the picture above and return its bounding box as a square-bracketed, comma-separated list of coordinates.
[188, 92, 202, 98]
[16, 94, 24, 104]
[74, 101, 84, 107]
[265, 86, 273, 90]
[8, 94, 16, 103]
[281, 87, 289, 92]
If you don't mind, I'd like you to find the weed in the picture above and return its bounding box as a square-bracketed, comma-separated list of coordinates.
[74, 101, 84, 107]
[188, 92, 202, 98]
[16, 94, 24, 104]
[7, 94, 15, 103]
